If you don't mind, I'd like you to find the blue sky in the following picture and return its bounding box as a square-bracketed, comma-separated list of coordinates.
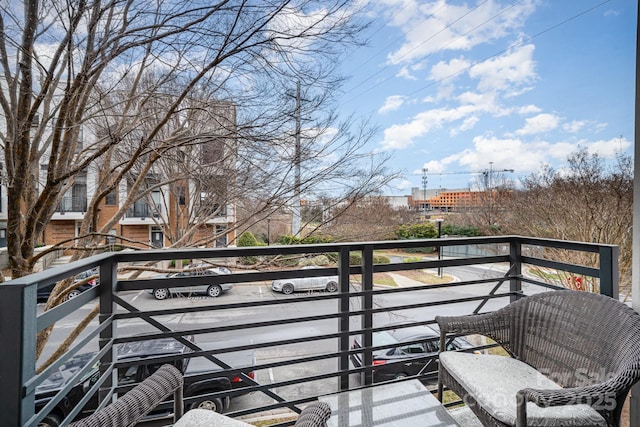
[337, 0, 637, 195]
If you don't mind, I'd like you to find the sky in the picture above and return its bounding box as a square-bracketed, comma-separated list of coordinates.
[336, 0, 637, 195]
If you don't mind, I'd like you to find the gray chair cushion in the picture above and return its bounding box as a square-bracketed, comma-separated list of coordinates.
[440, 352, 607, 427]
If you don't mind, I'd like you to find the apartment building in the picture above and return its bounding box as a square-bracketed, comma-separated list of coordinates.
[409, 187, 487, 212]
[2, 101, 238, 251]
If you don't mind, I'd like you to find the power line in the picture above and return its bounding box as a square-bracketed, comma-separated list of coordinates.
[344, 0, 454, 93]
[343, 0, 513, 105]
[342, 0, 612, 107]
[406, 0, 612, 98]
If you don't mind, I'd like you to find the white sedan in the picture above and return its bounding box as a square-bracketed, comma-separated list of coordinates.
[271, 266, 339, 294]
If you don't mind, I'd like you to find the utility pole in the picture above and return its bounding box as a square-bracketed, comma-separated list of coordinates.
[292, 81, 301, 237]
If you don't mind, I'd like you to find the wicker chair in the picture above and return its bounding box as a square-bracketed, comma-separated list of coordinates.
[69, 364, 184, 427]
[294, 401, 332, 427]
[436, 290, 640, 427]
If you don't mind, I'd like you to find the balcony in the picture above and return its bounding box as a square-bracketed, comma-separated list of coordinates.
[125, 201, 162, 219]
[56, 196, 87, 213]
[0, 236, 620, 426]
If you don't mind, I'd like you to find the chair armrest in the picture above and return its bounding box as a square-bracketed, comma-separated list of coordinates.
[436, 310, 510, 343]
[295, 401, 332, 427]
[69, 364, 184, 427]
[516, 382, 619, 427]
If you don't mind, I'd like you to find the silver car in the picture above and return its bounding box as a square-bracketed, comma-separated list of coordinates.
[271, 266, 339, 294]
[149, 267, 233, 300]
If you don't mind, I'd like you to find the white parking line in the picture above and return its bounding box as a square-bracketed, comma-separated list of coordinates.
[131, 290, 145, 302]
[269, 367, 275, 384]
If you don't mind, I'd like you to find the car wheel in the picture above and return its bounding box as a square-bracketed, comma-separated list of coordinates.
[394, 373, 408, 380]
[282, 284, 294, 295]
[207, 285, 222, 298]
[326, 281, 338, 292]
[191, 396, 224, 413]
[65, 289, 82, 301]
[153, 288, 169, 300]
[38, 413, 62, 427]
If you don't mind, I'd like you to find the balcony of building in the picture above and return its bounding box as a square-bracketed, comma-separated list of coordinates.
[52, 196, 88, 220]
[0, 236, 626, 426]
[122, 201, 163, 223]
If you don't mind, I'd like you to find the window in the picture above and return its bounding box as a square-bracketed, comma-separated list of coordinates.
[106, 229, 117, 244]
[397, 342, 425, 355]
[202, 139, 225, 165]
[177, 186, 186, 205]
[105, 190, 117, 206]
[118, 366, 139, 385]
[424, 339, 440, 353]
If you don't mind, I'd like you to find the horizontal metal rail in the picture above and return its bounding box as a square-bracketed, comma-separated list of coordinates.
[0, 236, 618, 426]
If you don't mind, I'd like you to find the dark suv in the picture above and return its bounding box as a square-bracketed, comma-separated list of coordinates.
[350, 324, 474, 383]
[36, 337, 255, 426]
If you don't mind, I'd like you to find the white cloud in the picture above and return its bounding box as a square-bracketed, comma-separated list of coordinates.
[469, 44, 538, 94]
[516, 113, 560, 135]
[393, 179, 414, 191]
[563, 120, 587, 133]
[517, 105, 542, 115]
[384, 0, 537, 64]
[380, 104, 481, 150]
[396, 66, 418, 80]
[379, 91, 504, 150]
[586, 136, 631, 157]
[451, 116, 480, 135]
[379, 95, 406, 114]
[450, 135, 558, 173]
[419, 134, 632, 180]
[429, 57, 471, 81]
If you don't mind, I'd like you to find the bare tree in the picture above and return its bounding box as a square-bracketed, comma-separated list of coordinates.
[0, 0, 377, 279]
[0, 1, 401, 364]
[323, 196, 414, 242]
[498, 149, 633, 295]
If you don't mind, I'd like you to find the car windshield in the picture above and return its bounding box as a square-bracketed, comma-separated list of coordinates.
[372, 331, 399, 347]
[37, 353, 96, 392]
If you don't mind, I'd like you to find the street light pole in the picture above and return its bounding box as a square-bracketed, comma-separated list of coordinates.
[436, 218, 443, 278]
[267, 218, 271, 246]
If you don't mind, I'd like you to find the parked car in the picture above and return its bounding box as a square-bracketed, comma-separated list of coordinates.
[271, 266, 339, 294]
[149, 267, 233, 300]
[36, 336, 255, 427]
[350, 323, 474, 383]
[37, 269, 99, 302]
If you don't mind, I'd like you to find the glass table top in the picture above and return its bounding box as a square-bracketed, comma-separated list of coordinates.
[319, 380, 460, 427]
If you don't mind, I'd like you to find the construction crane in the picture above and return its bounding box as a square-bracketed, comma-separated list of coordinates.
[422, 163, 514, 189]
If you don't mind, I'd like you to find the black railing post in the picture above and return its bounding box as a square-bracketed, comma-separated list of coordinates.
[0, 280, 37, 426]
[338, 246, 351, 391]
[98, 260, 117, 403]
[599, 245, 619, 298]
[510, 237, 522, 302]
[361, 245, 374, 386]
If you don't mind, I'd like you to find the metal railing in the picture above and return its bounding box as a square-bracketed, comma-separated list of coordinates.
[56, 196, 87, 213]
[0, 236, 619, 426]
[125, 202, 162, 218]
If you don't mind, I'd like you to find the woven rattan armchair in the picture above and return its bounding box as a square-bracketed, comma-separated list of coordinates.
[294, 401, 332, 427]
[436, 290, 640, 427]
[69, 364, 184, 427]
